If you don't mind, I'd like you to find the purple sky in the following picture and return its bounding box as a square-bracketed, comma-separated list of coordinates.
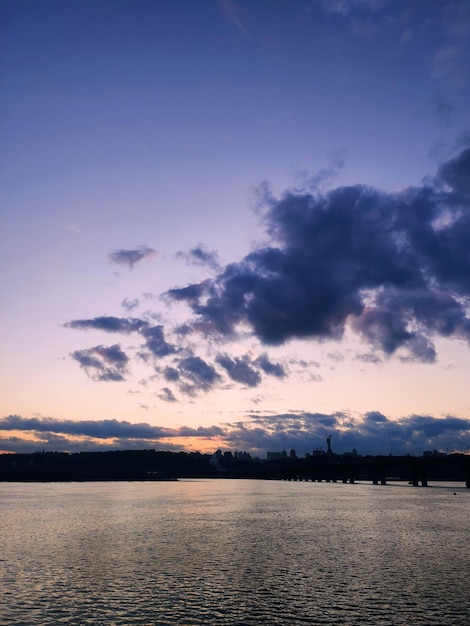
[1, 0, 470, 456]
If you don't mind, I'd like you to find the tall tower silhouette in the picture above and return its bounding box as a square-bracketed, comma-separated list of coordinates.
[326, 434, 333, 455]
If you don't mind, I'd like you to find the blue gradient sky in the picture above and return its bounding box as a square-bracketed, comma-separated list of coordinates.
[1, 0, 470, 456]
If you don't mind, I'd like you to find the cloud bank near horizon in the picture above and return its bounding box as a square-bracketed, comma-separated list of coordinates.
[1, 412, 469, 456]
[64, 147, 470, 401]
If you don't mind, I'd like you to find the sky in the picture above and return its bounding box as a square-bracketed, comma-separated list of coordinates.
[1, 0, 470, 457]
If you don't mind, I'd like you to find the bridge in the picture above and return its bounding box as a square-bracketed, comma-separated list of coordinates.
[262, 453, 470, 487]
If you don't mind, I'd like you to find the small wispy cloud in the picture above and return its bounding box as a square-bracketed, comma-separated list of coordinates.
[432, 45, 467, 85]
[176, 245, 220, 270]
[108, 246, 157, 269]
[218, 0, 249, 36]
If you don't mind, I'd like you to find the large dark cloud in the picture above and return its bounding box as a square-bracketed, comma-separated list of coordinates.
[2, 412, 468, 456]
[165, 147, 470, 362]
[66, 147, 470, 398]
[108, 246, 156, 269]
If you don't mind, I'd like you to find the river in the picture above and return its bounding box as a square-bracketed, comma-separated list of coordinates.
[1, 479, 469, 625]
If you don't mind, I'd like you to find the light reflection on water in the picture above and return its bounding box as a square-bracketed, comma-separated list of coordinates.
[1, 480, 469, 625]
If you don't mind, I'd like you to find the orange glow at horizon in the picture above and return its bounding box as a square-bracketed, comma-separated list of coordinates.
[0, 430, 230, 455]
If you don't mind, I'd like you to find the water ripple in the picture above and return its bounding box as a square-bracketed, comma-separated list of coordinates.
[1, 480, 469, 625]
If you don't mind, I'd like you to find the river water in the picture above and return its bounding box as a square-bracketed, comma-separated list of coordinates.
[1, 479, 469, 625]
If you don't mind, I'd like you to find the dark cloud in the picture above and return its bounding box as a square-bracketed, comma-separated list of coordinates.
[122, 297, 139, 312]
[163, 367, 180, 382]
[176, 356, 221, 396]
[177, 424, 225, 438]
[356, 351, 383, 364]
[222, 412, 341, 454]
[404, 414, 470, 439]
[65, 147, 470, 401]
[1, 412, 469, 455]
[254, 353, 287, 378]
[66, 316, 177, 362]
[174, 324, 194, 337]
[216, 354, 262, 387]
[71, 345, 129, 381]
[364, 410, 387, 423]
[165, 147, 470, 363]
[140, 325, 176, 357]
[176, 245, 220, 270]
[108, 246, 157, 269]
[439, 147, 470, 195]
[350, 300, 437, 363]
[0, 414, 169, 439]
[158, 387, 177, 403]
[65, 316, 145, 333]
[221, 412, 470, 457]
[166, 282, 208, 303]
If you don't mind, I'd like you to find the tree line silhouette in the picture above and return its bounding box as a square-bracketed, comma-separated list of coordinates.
[0, 449, 469, 484]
